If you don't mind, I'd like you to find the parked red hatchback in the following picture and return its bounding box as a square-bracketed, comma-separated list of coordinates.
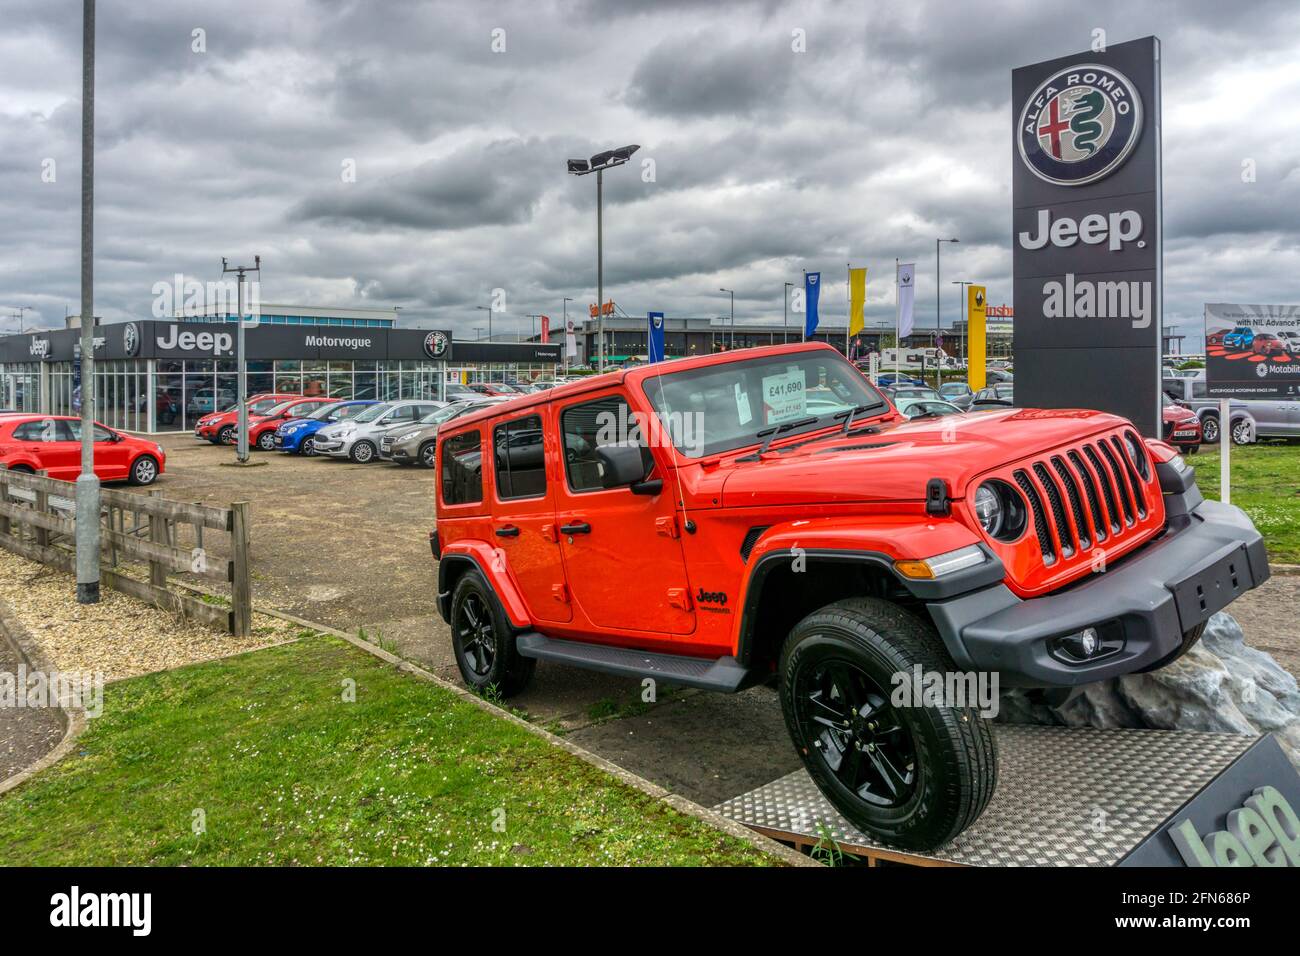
[194, 392, 301, 444]
[0, 415, 165, 484]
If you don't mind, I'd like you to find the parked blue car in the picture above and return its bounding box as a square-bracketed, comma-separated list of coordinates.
[876, 372, 926, 387]
[1223, 327, 1255, 350]
[274, 400, 380, 455]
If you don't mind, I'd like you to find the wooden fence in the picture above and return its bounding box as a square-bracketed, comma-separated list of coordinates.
[0, 467, 251, 635]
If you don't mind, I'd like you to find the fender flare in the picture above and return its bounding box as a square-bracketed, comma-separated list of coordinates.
[734, 544, 1004, 666]
[436, 542, 531, 629]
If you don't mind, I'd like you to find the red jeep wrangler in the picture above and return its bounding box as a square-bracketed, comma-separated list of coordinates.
[432, 343, 1268, 850]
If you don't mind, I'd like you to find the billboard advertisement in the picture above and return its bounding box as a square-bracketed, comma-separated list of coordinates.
[1012, 36, 1162, 436]
[1204, 303, 1300, 399]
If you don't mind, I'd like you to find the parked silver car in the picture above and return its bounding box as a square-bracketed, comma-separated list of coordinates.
[1162, 375, 1300, 445]
[313, 400, 444, 462]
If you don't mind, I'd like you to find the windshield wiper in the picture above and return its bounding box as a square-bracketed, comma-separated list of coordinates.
[739, 417, 819, 461]
[837, 403, 882, 435]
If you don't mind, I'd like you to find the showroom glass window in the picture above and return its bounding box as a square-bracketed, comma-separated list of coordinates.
[441, 430, 483, 505]
[493, 415, 546, 500]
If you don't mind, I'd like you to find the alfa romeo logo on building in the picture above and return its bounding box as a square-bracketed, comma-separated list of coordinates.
[122, 322, 140, 357]
[1018, 63, 1142, 186]
[422, 330, 449, 359]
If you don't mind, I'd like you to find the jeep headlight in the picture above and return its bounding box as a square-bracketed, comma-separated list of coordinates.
[972, 480, 1027, 542]
[973, 484, 1003, 536]
[1124, 432, 1150, 479]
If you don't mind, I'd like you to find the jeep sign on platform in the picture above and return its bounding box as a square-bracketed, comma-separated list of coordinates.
[1012, 36, 1162, 436]
[1204, 303, 1300, 399]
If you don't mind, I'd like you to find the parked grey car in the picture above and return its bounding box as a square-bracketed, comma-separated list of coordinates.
[1162, 374, 1299, 444]
[379, 398, 504, 466]
[313, 400, 444, 462]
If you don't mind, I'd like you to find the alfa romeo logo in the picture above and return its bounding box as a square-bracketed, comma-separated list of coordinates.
[422, 330, 449, 359]
[1018, 63, 1142, 186]
[122, 322, 140, 357]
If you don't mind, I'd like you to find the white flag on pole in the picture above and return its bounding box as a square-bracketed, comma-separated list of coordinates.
[897, 263, 916, 339]
[565, 319, 578, 358]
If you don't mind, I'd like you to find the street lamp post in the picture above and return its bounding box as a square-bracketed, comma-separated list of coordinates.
[951, 280, 971, 366]
[783, 282, 793, 344]
[566, 145, 640, 373]
[935, 237, 959, 387]
[562, 297, 572, 374]
[75, 0, 100, 604]
[475, 304, 493, 341]
[719, 288, 734, 349]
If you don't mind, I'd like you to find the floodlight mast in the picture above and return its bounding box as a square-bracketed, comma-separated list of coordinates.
[566, 145, 639, 371]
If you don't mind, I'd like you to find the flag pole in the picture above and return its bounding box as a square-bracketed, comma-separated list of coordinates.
[894, 258, 900, 381]
[801, 270, 807, 342]
[845, 262, 851, 360]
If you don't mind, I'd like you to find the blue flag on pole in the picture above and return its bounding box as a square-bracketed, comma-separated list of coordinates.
[647, 311, 666, 363]
[804, 272, 821, 337]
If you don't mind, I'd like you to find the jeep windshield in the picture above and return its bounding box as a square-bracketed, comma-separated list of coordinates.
[641, 351, 887, 458]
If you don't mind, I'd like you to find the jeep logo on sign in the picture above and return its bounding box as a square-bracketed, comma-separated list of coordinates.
[29, 338, 50, 358]
[1018, 63, 1142, 186]
[423, 330, 449, 359]
[155, 325, 233, 356]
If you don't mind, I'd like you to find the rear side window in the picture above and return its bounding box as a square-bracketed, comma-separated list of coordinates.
[494, 415, 546, 500]
[441, 430, 483, 505]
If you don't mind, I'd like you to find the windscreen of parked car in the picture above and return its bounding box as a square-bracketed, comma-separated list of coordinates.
[896, 398, 963, 418]
[352, 403, 393, 423]
[642, 351, 887, 458]
[418, 402, 475, 426]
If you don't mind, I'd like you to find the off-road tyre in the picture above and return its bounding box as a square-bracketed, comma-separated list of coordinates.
[778, 597, 996, 851]
[450, 569, 535, 698]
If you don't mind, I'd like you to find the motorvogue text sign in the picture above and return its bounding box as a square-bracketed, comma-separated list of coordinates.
[1013, 36, 1162, 436]
[1204, 303, 1300, 399]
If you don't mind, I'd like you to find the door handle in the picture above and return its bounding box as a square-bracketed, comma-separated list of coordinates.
[559, 521, 591, 535]
[495, 525, 520, 538]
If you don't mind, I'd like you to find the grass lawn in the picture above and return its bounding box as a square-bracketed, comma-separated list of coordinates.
[0, 635, 771, 866]
[1188, 440, 1300, 565]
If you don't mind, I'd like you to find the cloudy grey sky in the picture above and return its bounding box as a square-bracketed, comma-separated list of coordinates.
[2, 0, 1299, 344]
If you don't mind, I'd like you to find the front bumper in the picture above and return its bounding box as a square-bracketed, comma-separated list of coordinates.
[314, 435, 351, 456]
[927, 492, 1269, 688]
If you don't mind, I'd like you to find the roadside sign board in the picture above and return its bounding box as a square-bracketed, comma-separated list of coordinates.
[1012, 36, 1162, 436]
[1204, 303, 1300, 399]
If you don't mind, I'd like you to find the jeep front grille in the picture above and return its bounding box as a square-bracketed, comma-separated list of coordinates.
[994, 429, 1162, 585]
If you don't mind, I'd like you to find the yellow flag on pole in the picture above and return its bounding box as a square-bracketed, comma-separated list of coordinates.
[848, 267, 867, 337]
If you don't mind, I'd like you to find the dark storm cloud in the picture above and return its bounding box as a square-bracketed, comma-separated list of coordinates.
[625, 33, 795, 118]
[1, 0, 1299, 342]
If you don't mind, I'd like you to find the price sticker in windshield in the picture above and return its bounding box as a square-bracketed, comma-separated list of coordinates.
[762, 369, 807, 423]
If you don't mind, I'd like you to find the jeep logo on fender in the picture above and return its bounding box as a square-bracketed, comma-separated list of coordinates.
[1018, 63, 1142, 187]
[695, 587, 727, 606]
[155, 325, 233, 356]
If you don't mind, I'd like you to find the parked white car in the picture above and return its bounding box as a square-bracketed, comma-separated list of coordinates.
[312, 400, 444, 462]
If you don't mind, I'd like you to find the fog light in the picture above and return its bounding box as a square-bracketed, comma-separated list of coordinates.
[1050, 623, 1124, 665]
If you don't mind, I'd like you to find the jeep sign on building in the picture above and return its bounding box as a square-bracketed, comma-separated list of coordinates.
[1012, 36, 1162, 436]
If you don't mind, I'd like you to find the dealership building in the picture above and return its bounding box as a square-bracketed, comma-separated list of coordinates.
[0, 320, 560, 434]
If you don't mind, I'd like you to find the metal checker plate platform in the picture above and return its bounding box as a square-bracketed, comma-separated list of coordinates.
[713, 725, 1254, 867]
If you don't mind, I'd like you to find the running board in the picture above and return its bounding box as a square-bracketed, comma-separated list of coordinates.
[515, 634, 754, 693]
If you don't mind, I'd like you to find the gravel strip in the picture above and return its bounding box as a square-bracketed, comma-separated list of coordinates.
[0, 549, 301, 682]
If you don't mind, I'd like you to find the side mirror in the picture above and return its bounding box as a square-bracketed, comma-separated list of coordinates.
[596, 443, 653, 492]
